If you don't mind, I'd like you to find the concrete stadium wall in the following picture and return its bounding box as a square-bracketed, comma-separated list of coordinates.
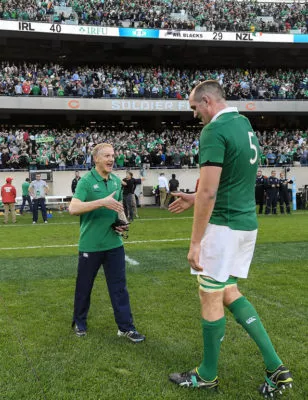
[0, 167, 307, 205]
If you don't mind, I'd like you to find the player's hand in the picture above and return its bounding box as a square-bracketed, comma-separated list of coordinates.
[101, 192, 124, 213]
[187, 243, 203, 272]
[168, 192, 195, 214]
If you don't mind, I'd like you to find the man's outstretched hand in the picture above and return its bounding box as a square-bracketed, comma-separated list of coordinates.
[101, 192, 124, 213]
[168, 192, 195, 214]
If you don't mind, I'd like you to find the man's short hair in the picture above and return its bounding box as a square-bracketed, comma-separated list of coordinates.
[193, 80, 226, 103]
[172, 174, 176, 179]
[92, 143, 113, 158]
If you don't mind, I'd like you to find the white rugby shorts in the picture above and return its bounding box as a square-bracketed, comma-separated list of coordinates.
[191, 223, 257, 282]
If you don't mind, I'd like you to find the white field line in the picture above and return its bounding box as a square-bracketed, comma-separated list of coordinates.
[125, 255, 140, 265]
[1, 212, 307, 228]
[0, 216, 193, 227]
[0, 238, 190, 251]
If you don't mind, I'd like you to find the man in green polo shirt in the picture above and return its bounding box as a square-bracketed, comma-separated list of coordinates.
[168, 81, 292, 397]
[69, 143, 145, 343]
[20, 177, 33, 215]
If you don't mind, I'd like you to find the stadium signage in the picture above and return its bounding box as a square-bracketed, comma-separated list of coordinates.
[68, 100, 80, 109]
[35, 136, 55, 143]
[118, 28, 160, 39]
[0, 97, 307, 114]
[0, 20, 298, 43]
[18, 22, 35, 31]
[159, 30, 293, 43]
[111, 100, 190, 112]
[0, 20, 113, 36]
[245, 102, 256, 111]
[164, 30, 204, 39]
[78, 26, 107, 36]
[236, 33, 253, 41]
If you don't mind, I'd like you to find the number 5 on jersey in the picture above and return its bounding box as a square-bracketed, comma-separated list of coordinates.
[248, 131, 258, 165]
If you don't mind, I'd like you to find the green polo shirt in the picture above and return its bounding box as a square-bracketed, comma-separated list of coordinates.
[73, 168, 123, 252]
[22, 181, 30, 196]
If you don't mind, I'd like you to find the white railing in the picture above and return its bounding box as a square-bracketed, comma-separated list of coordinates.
[15, 195, 71, 206]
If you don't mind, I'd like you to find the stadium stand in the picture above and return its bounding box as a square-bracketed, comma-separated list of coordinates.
[0, 126, 307, 169]
[1, 63, 308, 100]
[0, 0, 307, 32]
[0, 0, 307, 184]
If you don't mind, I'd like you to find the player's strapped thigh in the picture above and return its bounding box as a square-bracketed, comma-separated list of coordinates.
[198, 275, 238, 293]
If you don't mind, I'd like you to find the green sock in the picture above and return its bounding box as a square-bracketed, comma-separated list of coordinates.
[228, 296, 282, 371]
[197, 316, 226, 381]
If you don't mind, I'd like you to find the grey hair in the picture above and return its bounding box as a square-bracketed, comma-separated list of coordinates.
[192, 80, 226, 103]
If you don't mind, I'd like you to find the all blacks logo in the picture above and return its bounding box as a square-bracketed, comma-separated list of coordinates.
[165, 31, 203, 39]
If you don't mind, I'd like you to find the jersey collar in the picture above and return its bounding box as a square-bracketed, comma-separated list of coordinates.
[91, 167, 114, 182]
[211, 107, 239, 123]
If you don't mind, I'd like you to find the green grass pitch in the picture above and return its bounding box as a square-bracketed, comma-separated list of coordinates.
[0, 208, 307, 399]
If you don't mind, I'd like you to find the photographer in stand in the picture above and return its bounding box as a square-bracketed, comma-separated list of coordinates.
[69, 143, 145, 343]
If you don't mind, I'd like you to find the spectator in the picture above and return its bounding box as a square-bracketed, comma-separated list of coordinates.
[278, 172, 292, 214]
[0, 124, 306, 170]
[1, 0, 307, 33]
[20, 177, 33, 215]
[49, 152, 59, 169]
[265, 170, 280, 215]
[76, 150, 86, 169]
[1, 62, 308, 102]
[158, 172, 169, 209]
[255, 170, 267, 215]
[266, 149, 277, 166]
[122, 171, 135, 222]
[301, 144, 308, 165]
[168, 173, 179, 204]
[85, 148, 93, 169]
[29, 172, 49, 224]
[71, 170, 81, 194]
[1, 177, 17, 224]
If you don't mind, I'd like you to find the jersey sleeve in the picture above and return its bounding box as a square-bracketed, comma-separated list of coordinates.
[199, 126, 226, 167]
[73, 178, 89, 202]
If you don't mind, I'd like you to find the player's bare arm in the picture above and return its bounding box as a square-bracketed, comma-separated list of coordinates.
[188, 166, 222, 271]
[69, 192, 124, 216]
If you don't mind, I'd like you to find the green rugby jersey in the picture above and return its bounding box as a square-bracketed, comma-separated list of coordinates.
[73, 168, 123, 252]
[199, 108, 259, 231]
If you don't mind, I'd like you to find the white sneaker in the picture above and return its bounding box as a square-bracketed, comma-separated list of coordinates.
[32, 221, 36, 224]
[44, 220, 48, 224]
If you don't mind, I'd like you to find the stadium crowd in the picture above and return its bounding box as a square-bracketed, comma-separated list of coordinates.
[1, 63, 308, 100]
[0, 126, 307, 170]
[0, 0, 307, 32]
